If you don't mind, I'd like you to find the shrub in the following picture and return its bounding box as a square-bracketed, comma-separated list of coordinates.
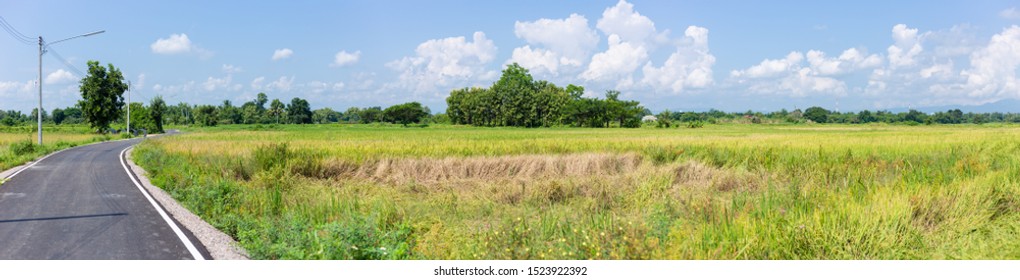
[8, 141, 35, 156]
[686, 121, 705, 128]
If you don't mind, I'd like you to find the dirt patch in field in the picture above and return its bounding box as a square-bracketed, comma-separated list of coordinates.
[320, 153, 643, 183]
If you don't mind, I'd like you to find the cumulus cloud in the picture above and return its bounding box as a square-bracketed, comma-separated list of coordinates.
[332, 50, 361, 67]
[596, 0, 668, 48]
[151, 33, 192, 54]
[887, 24, 924, 69]
[732, 52, 804, 79]
[583, 0, 695, 90]
[510, 13, 599, 76]
[510, 46, 560, 75]
[640, 26, 716, 93]
[960, 25, 1020, 100]
[44, 69, 77, 85]
[272, 48, 294, 61]
[387, 31, 498, 94]
[150, 33, 212, 58]
[730, 46, 885, 97]
[581, 34, 647, 86]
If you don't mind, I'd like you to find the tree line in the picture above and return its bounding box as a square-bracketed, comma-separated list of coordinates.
[5, 61, 1020, 132]
[652, 106, 1020, 126]
[446, 63, 646, 128]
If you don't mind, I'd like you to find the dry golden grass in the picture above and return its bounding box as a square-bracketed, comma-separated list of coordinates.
[320, 152, 642, 184]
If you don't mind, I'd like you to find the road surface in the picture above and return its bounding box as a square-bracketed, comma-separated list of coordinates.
[0, 137, 206, 259]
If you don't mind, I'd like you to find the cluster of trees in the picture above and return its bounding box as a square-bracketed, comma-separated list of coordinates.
[651, 107, 1020, 125]
[155, 100, 431, 127]
[447, 63, 646, 128]
[181, 94, 313, 126]
[1, 60, 432, 131]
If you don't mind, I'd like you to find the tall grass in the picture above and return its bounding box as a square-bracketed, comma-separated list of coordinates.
[0, 125, 112, 170]
[133, 123, 1020, 259]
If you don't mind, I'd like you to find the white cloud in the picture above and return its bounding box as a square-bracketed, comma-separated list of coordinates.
[151, 33, 193, 54]
[776, 69, 847, 97]
[272, 48, 294, 61]
[731, 47, 874, 97]
[510, 46, 559, 75]
[1001, 7, 1020, 20]
[960, 25, 1020, 99]
[307, 81, 346, 94]
[266, 76, 295, 92]
[511, 13, 599, 74]
[150, 33, 212, 58]
[203, 76, 227, 92]
[222, 64, 242, 74]
[151, 81, 197, 95]
[732, 52, 804, 79]
[581, 34, 647, 85]
[838, 48, 884, 69]
[887, 24, 924, 69]
[596, 0, 667, 48]
[0, 80, 35, 98]
[920, 61, 953, 79]
[387, 31, 498, 94]
[640, 26, 716, 93]
[332, 50, 361, 67]
[44, 69, 77, 85]
[251, 76, 266, 91]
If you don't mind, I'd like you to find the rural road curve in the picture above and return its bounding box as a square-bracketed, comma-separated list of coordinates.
[0, 136, 208, 259]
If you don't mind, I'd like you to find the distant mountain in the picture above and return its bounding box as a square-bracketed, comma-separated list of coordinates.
[889, 99, 1020, 114]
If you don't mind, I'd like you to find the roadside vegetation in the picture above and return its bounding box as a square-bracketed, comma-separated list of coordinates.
[0, 125, 114, 170]
[133, 123, 1020, 259]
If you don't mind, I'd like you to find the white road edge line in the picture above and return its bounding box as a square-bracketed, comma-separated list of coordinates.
[3, 136, 143, 181]
[119, 147, 206, 260]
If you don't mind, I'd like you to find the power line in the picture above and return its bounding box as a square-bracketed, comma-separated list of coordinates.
[0, 15, 34, 45]
[45, 46, 86, 77]
[0, 16, 33, 40]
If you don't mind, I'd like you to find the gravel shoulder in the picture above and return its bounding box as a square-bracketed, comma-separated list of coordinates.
[125, 145, 250, 260]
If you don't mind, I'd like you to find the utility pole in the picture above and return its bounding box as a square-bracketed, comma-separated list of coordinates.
[127, 81, 131, 134]
[38, 36, 43, 144]
[36, 30, 104, 143]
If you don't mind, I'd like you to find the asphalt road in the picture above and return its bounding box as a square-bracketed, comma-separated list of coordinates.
[0, 137, 204, 259]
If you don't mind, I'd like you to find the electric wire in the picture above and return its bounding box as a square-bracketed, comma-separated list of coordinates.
[45, 46, 86, 78]
[0, 15, 34, 45]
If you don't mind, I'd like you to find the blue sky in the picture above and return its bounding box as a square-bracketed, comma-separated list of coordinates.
[2, 0, 1020, 113]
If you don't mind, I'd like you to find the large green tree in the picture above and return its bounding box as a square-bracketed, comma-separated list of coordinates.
[286, 97, 312, 124]
[149, 95, 166, 133]
[491, 63, 537, 127]
[383, 102, 429, 126]
[78, 60, 127, 132]
[268, 99, 285, 124]
[193, 105, 218, 126]
[804, 106, 830, 123]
